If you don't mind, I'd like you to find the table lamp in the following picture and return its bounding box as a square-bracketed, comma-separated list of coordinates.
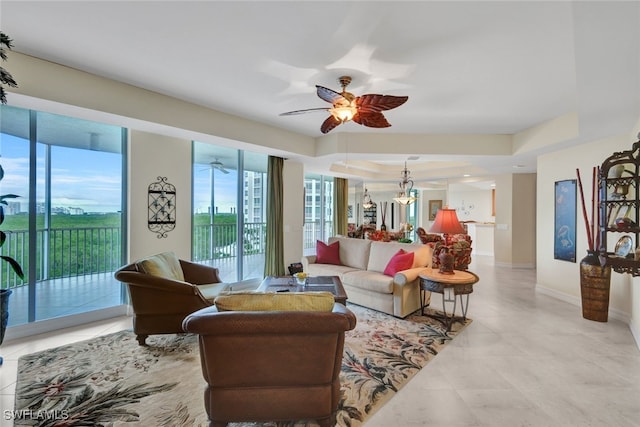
[429, 208, 465, 274]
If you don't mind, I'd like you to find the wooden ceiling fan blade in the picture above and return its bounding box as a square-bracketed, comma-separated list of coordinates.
[280, 107, 329, 116]
[356, 94, 409, 113]
[316, 85, 346, 104]
[353, 111, 391, 128]
[320, 115, 342, 134]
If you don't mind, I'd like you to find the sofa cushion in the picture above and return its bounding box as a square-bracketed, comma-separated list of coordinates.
[342, 270, 394, 294]
[197, 283, 232, 302]
[383, 249, 415, 276]
[411, 244, 432, 268]
[136, 251, 185, 281]
[305, 263, 360, 278]
[214, 291, 335, 312]
[328, 236, 371, 270]
[316, 240, 342, 265]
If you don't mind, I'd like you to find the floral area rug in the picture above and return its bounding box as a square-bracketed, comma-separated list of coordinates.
[13, 305, 470, 426]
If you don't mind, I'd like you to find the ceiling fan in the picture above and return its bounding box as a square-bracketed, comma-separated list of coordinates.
[208, 159, 229, 174]
[280, 76, 408, 134]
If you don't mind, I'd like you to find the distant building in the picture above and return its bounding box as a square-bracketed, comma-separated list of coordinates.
[5, 201, 20, 215]
[243, 171, 266, 223]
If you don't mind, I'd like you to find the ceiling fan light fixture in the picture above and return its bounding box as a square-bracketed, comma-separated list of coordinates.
[330, 105, 357, 123]
[280, 75, 408, 134]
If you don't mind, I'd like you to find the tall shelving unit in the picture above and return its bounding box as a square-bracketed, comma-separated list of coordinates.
[599, 133, 640, 276]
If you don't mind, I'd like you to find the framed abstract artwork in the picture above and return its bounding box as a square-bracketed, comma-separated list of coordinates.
[554, 179, 577, 262]
[428, 200, 442, 221]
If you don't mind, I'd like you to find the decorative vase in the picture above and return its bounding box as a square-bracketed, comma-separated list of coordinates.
[437, 246, 455, 274]
[579, 251, 611, 322]
[0, 288, 12, 365]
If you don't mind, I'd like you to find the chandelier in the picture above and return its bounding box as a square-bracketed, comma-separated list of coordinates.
[393, 162, 417, 205]
[362, 186, 375, 209]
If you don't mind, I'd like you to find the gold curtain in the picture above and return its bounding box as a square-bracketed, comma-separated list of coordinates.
[333, 177, 349, 236]
[264, 156, 285, 276]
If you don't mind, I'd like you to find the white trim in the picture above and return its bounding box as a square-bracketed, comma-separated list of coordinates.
[494, 261, 536, 269]
[630, 320, 640, 352]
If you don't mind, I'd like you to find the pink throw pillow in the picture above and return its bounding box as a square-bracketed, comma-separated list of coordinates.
[383, 249, 415, 277]
[316, 240, 341, 265]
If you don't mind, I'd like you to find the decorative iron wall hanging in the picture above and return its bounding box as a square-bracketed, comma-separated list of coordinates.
[148, 176, 176, 238]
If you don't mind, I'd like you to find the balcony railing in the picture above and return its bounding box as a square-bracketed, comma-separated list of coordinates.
[192, 222, 267, 262]
[303, 220, 334, 250]
[0, 227, 123, 289]
[1, 220, 330, 290]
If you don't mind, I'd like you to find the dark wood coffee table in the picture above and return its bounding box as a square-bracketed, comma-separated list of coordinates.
[258, 275, 348, 305]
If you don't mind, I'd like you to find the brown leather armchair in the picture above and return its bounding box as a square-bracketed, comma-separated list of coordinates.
[182, 303, 357, 427]
[114, 252, 224, 345]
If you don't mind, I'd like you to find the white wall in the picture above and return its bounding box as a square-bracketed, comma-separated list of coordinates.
[283, 160, 304, 269]
[128, 130, 193, 261]
[447, 188, 495, 223]
[420, 189, 447, 228]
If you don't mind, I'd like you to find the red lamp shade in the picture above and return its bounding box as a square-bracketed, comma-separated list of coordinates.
[428, 208, 465, 235]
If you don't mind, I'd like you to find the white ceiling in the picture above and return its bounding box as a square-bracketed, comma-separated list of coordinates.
[2, 1, 639, 191]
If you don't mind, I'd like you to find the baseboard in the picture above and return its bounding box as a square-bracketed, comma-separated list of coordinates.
[630, 320, 640, 352]
[535, 284, 630, 324]
[474, 250, 494, 256]
[4, 305, 129, 341]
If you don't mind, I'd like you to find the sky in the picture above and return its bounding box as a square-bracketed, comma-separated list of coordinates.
[192, 166, 239, 215]
[1, 132, 240, 214]
[0, 133, 122, 213]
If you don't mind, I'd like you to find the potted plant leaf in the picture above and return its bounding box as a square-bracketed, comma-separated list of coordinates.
[0, 30, 21, 365]
[0, 31, 18, 104]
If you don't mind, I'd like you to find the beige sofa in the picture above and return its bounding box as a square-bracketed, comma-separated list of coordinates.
[301, 236, 432, 318]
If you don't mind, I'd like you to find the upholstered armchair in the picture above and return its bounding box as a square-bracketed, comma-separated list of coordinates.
[432, 234, 473, 270]
[416, 227, 444, 245]
[182, 297, 357, 427]
[114, 251, 226, 345]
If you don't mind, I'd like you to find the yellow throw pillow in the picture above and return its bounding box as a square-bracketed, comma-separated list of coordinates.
[214, 291, 335, 312]
[136, 252, 185, 282]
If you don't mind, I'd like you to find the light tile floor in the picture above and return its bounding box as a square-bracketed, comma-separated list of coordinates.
[1, 255, 639, 426]
[367, 256, 640, 427]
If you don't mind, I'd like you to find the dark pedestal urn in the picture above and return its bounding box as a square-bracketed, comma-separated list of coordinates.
[0, 288, 12, 365]
[579, 251, 612, 322]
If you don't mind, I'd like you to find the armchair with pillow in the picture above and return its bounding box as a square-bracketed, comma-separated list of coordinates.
[416, 227, 472, 270]
[431, 234, 473, 270]
[114, 251, 229, 345]
[182, 293, 357, 427]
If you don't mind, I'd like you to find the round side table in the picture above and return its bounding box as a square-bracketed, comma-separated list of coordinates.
[419, 268, 479, 331]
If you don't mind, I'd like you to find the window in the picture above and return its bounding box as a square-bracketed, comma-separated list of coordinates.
[0, 105, 126, 327]
[303, 174, 334, 253]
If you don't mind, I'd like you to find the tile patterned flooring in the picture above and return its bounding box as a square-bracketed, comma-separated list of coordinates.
[1, 255, 639, 426]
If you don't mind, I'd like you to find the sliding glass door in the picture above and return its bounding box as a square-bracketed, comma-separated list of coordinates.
[303, 174, 334, 253]
[0, 105, 126, 326]
[192, 141, 267, 282]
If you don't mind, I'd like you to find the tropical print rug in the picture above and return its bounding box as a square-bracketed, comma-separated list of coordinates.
[14, 305, 470, 426]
